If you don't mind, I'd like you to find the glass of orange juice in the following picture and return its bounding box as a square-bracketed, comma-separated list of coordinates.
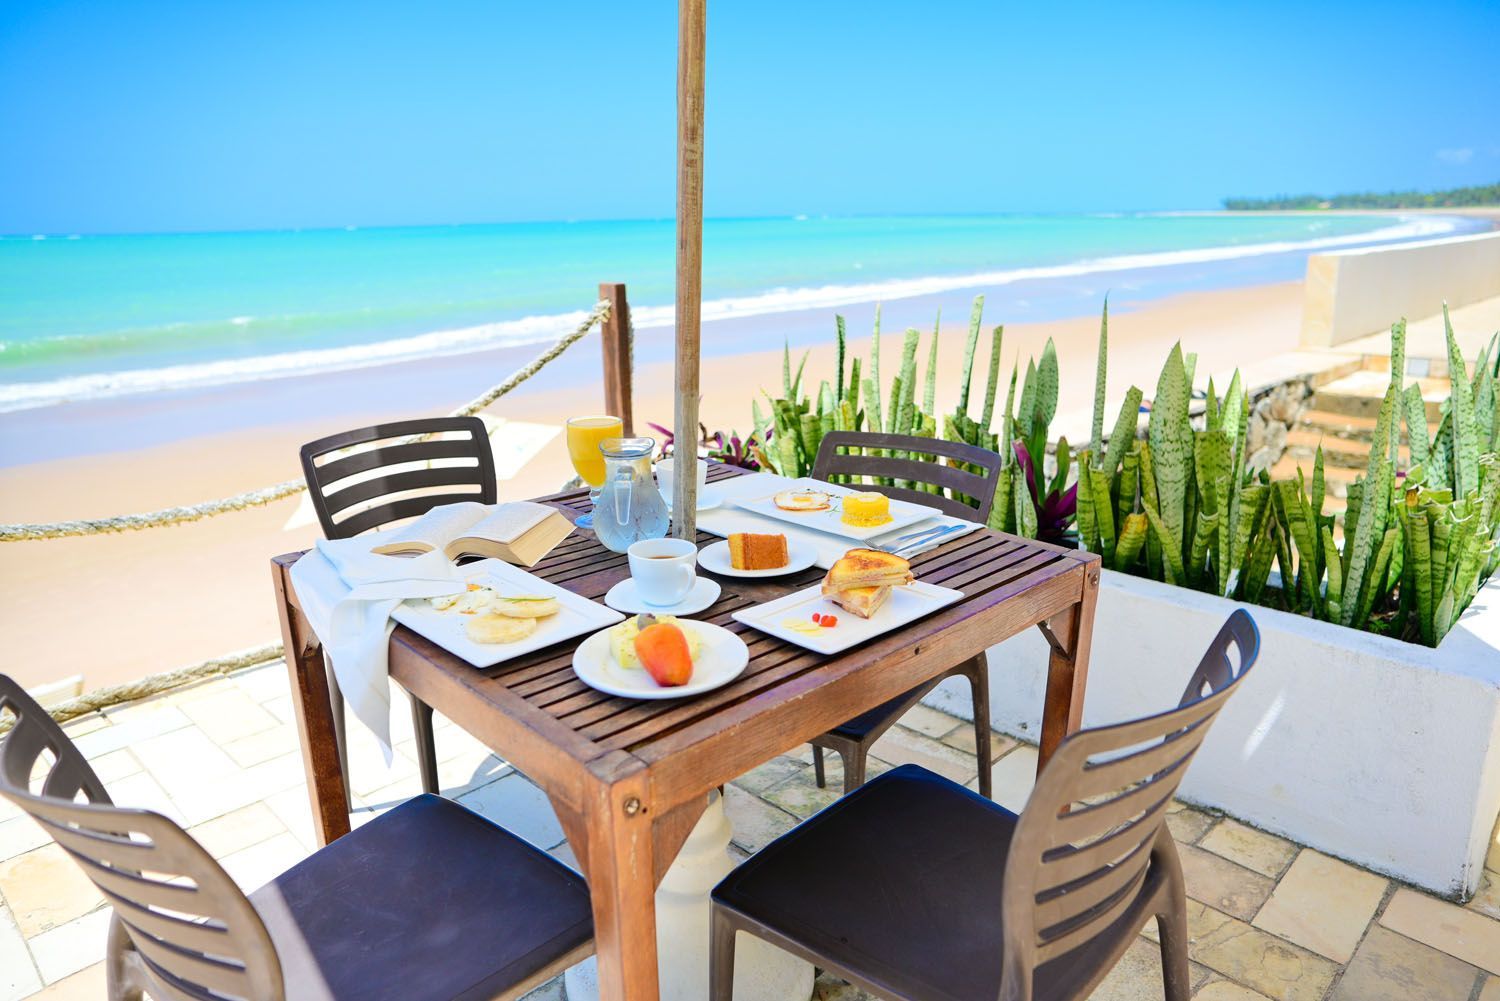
[565, 415, 623, 528]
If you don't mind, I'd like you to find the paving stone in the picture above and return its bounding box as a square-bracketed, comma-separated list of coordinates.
[1194, 980, 1274, 1000]
[1198, 819, 1298, 878]
[1331, 924, 1480, 1001]
[1088, 934, 1211, 1000]
[0, 902, 42, 1001]
[104, 770, 186, 825]
[23, 962, 105, 1000]
[244, 749, 321, 801]
[812, 973, 879, 1000]
[87, 748, 142, 784]
[760, 772, 841, 819]
[129, 725, 265, 825]
[176, 685, 282, 743]
[1182, 901, 1338, 1001]
[230, 662, 290, 704]
[868, 727, 979, 785]
[938, 722, 1017, 758]
[0, 844, 103, 937]
[71, 703, 191, 758]
[456, 773, 564, 849]
[520, 976, 566, 1001]
[188, 802, 288, 859]
[218, 831, 310, 891]
[26, 906, 111, 984]
[722, 783, 797, 854]
[730, 755, 806, 795]
[1480, 976, 1500, 1001]
[1167, 807, 1217, 846]
[219, 724, 300, 768]
[263, 786, 321, 851]
[894, 703, 963, 738]
[1468, 868, 1500, 922]
[58, 713, 109, 737]
[1252, 848, 1388, 963]
[1177, 843, 1275, 922]
[434, 748, 511, 797]
[0, 816, 50, 864]
[549, 839, 581, 873]
[1379, 887, 1500, 976]
[980, 744, 1038, 812]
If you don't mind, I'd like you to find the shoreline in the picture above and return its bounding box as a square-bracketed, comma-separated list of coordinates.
[2, 210, 1488, 426]
[0, 278, 1307, 690]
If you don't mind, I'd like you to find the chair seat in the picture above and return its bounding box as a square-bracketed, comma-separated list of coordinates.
[250, 794, 592, 1001]
[712, 765, 1148, 1001]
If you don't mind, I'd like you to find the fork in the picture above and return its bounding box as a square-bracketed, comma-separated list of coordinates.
[872, 523, 965, 555]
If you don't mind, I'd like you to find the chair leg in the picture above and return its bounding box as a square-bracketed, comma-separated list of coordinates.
[709, 905, 737, 1001]
[841, 746, 867, 795]
[966, 655, 993, 799]
[410, 694, 439, 795]
[106, 915, 144, 1001]
[323, 656, 353, 812]
[811, 744, 826, 788]
[1157, 906, 1192, 1001]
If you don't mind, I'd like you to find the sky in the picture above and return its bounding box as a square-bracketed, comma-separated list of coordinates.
[1, 0, 1498, 234]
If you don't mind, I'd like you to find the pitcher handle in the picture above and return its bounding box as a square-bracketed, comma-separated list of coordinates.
[613, 465, 633, 526]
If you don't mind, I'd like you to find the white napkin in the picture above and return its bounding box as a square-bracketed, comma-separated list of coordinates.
[697, 472, 983, 567]
[288, 539, 468, 758]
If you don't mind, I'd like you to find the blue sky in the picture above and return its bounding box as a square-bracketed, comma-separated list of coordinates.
[2, 0, 1497, 234]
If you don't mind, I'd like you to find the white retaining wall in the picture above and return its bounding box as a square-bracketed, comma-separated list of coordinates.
[1301, 230, 1500, 348]
[926, 569, 1500, 898]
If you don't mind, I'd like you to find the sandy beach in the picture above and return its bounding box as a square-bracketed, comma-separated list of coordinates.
[0, 278, 1309, 690]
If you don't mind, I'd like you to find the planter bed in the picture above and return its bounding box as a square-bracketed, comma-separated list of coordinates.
[925, 568, 1500, 898]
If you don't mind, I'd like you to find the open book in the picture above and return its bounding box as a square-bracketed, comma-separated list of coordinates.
[369, 501, 573, 567]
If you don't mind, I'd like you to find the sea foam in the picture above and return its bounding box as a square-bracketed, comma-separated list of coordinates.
[0, 214, 1457, 414]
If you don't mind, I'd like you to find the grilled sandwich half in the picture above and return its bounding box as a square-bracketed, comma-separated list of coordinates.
[821, 548, 914, 618]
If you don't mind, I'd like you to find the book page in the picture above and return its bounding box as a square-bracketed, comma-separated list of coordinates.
[370, 500, 490, 553]
[462, 502, 554, 545]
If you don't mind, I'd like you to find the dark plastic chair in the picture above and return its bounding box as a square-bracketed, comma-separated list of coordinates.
[0, 674, 592, 1001]
[807, 431, 1005, 797]
[300, 416, 498, 799]
[710, 609, 1261, 1001]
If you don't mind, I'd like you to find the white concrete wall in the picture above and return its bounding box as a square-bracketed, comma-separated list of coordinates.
[1301, 230, 1500, 348]
[926, 569, 1500, 899]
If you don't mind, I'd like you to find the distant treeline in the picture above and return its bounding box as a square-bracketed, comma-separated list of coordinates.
[1224, 181, 1500, 211]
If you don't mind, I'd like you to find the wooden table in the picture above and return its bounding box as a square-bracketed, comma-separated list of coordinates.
[271, 464, 1100, 1001]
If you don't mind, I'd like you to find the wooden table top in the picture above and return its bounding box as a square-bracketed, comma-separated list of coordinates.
[344, 463, 1097, 809]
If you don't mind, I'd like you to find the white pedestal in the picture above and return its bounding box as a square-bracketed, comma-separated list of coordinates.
[564, 789, 813, 1001]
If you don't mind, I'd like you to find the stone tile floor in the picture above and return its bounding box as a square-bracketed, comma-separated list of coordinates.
[2, 662, 1498, 1001]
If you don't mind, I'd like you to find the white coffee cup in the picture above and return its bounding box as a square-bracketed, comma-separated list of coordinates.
[627, 537, 699, 606]
[655, 455, 709, 507]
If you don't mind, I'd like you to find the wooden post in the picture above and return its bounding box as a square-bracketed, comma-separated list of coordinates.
[599, 282, 634, 435]
[672, 0, 706, 539]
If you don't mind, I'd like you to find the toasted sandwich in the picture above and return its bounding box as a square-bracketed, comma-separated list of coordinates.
[820, 548, 914, 618]
[821, 548, 914, 591]
[825, 584, 893, 619]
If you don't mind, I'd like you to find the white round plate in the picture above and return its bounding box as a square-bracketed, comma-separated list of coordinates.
[572, 619, 750, 699]
[604, 575, 722, 615]
[697, 539, 819, 578]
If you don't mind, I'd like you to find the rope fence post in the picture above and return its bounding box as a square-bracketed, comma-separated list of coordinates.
[599, 282, 634, 435]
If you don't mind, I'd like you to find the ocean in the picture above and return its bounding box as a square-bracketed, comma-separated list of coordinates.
[0, 212, 1469, 414]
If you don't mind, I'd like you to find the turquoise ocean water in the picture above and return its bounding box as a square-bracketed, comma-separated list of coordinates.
[0, 212, 1460, 413]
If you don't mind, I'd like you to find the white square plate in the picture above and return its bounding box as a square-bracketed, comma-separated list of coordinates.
[730, 580, 964, 655]
[391, 559, 624, 668]
[734, 478, 943, 541]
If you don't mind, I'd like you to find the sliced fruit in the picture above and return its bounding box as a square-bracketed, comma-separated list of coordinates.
[633, 623, 694, 687]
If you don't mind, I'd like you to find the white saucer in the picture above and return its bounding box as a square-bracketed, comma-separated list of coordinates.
[604, 575, 722, 615]
[697, 539, 819, 578]
[662, 493, 724, 513]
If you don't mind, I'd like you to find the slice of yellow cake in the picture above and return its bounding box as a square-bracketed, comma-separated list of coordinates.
[729, 532, 789, 570]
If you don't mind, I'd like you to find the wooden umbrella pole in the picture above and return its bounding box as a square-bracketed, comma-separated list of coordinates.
[672, 0, 706, 539]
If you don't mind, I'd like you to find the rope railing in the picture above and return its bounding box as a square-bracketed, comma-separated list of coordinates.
[0, 299, 611, 542]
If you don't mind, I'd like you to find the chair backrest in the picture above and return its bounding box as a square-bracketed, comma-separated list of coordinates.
[300, 416, 498, 539]
[997, 609, 1260, 997]
[809, 430, 1004, 523]
[0, 676, 285, 1001]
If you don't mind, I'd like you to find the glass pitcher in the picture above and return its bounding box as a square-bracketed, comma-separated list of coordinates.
[592, 436, 670, 553]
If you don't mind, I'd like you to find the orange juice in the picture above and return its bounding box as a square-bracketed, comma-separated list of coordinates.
[566, 416, 622, 487]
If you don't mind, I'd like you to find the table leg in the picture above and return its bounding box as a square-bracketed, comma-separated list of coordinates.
[271, 560, 351, 846]
[582, 755, 661, 1001]
[1036, 561, 1101, 774]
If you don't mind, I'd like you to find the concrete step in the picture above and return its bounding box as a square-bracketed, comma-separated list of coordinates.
[1283, 428, 1410, 469]
[1311, 370, 1449, 422]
